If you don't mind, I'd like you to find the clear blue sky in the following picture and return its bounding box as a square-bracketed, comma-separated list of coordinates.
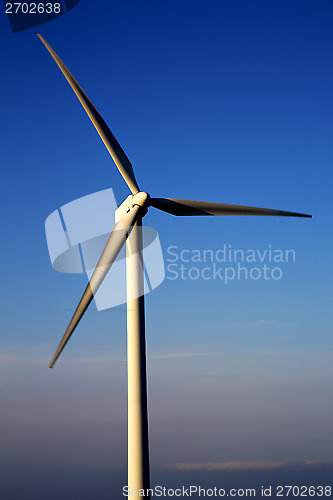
[0, 1, 332, 498]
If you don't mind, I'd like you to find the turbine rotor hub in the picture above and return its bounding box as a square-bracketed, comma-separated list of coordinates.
[115, 191, 150, 223]
[132, 191, 150, 208]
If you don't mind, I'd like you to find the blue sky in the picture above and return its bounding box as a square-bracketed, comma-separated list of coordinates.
[0, 1, 333, 498]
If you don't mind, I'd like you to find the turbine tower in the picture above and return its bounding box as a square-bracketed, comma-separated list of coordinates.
[38, 35, 311, 496]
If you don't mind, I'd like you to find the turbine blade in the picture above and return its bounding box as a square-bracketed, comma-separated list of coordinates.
[38, 34, 139, 194]
[49, 206, 141, 368]
[150, 198, 311, 218]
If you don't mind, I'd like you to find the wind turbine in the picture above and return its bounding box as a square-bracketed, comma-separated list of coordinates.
[38, 35, 311, 496]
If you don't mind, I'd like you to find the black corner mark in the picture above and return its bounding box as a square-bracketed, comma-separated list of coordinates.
[3, 0, 81, 33]
[63, 0, 80, 11]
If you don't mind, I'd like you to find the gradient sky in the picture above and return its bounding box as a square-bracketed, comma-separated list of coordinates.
[1, 1, 333, 498]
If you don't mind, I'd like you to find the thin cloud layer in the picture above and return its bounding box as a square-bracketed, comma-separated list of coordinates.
[251, 319, 274, 327]
[166, 460, 333, 472]
[148, 351, 211, 360]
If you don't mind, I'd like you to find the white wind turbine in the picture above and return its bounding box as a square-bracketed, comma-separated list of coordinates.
[39, 35, 311, 495]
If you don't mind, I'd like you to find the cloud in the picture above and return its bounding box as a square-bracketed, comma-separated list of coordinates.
[0, 344, 122, 367]
[0, 344, 213, 367]
[148, 351, 211, 360]
[165, 461, 333, 472]
[251, 320, 273, 327]
[211, 319, 275, 330]
[0, 345, 50, 366]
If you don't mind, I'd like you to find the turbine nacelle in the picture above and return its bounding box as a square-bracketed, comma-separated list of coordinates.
[115, 192, 150, 223]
